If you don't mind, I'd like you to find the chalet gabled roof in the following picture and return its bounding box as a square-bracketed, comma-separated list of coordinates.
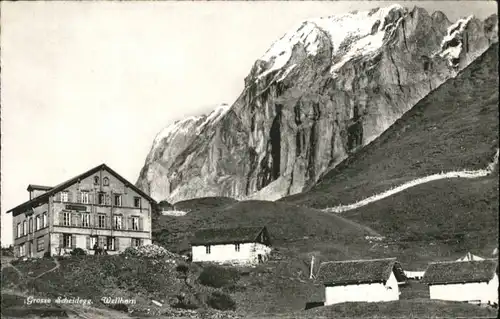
[316, 258, 405, 286]
[7, 164, 157, 215]
[191, 226, 267, 246]
[421, 259, 498, 285]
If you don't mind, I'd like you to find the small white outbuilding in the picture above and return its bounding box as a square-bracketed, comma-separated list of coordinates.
[191, 226, 271, 265]
[404, 270, 425, 280]
[422, 259, 499, 306]
[316, 258, 406, 305]
[456, 251, 484, 262]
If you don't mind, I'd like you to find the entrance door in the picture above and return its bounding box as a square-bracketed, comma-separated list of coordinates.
[28, 240, 33, 257]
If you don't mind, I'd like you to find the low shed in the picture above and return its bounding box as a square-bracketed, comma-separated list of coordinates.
[191, 226, 271, 265]
[316, 258, 406, 305]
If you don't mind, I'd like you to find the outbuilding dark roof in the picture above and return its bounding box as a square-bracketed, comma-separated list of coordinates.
[421, 259, 498, 285]
[316, 258, 406, 286]
[8, 164, 157, 215]
[191, 226, 268, 246]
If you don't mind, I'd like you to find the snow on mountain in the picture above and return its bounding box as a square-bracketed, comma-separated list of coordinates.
[151, 116, 204, 151]
[196, 103, 231, 134]
[256, 4, 406, 80]
[151, 103, 231, 152]
[436, 15, 474, 66]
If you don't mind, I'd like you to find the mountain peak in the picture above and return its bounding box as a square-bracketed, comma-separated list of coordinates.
[138, 6, 497, 203]
[255, 4, 408, 81]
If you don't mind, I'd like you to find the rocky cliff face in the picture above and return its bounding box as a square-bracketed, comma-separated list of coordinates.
[137, 5, 498, 203]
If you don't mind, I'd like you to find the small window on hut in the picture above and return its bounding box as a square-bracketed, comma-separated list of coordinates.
[205, 245, 211, 254]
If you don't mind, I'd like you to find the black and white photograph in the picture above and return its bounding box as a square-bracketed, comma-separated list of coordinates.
[0, 1, 498, 318]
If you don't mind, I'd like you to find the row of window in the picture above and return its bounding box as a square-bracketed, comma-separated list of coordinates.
[59, 234, 143, 250]
[17, 236, 45, 257]
[16, 213, 47, 238]
[60, 211, 143, 230]
[58, 191, 141, 208]
[93, 176, 110, 186]
[204, 243, 240, 254]
[17, 235, 143, 256]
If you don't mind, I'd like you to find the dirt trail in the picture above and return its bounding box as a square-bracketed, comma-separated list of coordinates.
[32, 257, 61, 280]
[324, 149, 499, 214]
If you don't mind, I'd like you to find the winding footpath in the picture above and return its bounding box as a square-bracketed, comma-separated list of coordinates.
[2, 257, 60, 291]
[323, 149, 499, 214]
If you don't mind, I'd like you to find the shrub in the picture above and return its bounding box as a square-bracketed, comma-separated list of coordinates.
[1, 268, 21, 288]
[223, 284, 247, 293]
[175, 263, 189, 274]
[120, 244, 177, 259]
[207, 292, 236, 311]
[170, 293, 199, 310]
[171, 300, 198, 310]
[122, 247, 138, 257]
[107, 303, 129, 312]
[70, 248, 87, 256]
[198, 265, 240, 288]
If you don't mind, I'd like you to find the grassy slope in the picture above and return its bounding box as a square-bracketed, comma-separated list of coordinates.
[242, 300, 497, 319]
[1, 255, 242, 318]
[153, 197, 239, 251]
[336, 174, 499, 268]
[302, 299, 498, 319]
[282, 43, 499, 209]
[173, 197, 239, 213]
[152, 200, 387, 314]
[154, 200, 378, 260]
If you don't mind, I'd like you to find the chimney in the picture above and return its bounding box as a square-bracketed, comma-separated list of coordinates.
[27, 185, 52, 200]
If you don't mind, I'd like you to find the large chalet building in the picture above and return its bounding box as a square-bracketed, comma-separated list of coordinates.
[7, 164, 156, 258]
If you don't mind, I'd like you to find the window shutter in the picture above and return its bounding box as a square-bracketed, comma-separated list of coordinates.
[106, 194, 111, 206]
[58, 212, 63, 226]
[56, 192, 61, 201]
[71, 213, 77, 226]
[71, 235, 76, 249]
[139, 217, 144, 231]
[68, 191, 73, 203]
[59, 234, 64, 248]
[76, 191, 81, 203]
[86, 236, 90, 249]
[115, 238, 120, 251]
[89, 193, 93, 205]
[128, 217, 132, 230]
[93, 214, 97, 228]
[140, 239, 143, 246]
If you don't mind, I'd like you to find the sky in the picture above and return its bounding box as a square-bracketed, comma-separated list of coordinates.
[1, 1, 497, 247]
